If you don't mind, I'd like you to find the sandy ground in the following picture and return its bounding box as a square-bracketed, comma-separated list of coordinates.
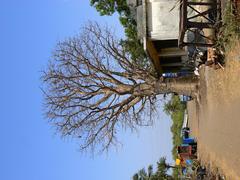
[188, 41, 240, 179]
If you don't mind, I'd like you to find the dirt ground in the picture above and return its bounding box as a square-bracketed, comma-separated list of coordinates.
[188, 41, 240, 179]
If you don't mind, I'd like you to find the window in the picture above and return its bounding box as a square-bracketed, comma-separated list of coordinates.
[137, 0, 142, 6]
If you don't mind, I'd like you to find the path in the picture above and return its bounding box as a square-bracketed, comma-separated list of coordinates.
[188, 41, 240, 179]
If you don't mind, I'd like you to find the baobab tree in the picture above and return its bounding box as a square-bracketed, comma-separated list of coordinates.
[42, 22, 198, 153]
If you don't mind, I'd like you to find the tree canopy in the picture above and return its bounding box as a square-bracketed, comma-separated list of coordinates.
[132, 157, 175, 180]
[90, 0, 129, 16]
[42, 22, 198, 153]
[90, 0, 147, 64]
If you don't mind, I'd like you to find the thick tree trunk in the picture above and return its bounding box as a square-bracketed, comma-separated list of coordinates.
[133, 76, 198, 97]
[156, 76, 199, 97]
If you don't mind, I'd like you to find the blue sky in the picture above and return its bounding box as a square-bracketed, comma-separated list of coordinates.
[0, 1, 173, 180]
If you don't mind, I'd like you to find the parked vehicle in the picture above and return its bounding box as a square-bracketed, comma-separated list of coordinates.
[177, 126, 198, 165]
[181, 110, 190, 139]
[177, 143, 197, 160]
[182, 127, 190, 139]
[181, 95, 193, 102]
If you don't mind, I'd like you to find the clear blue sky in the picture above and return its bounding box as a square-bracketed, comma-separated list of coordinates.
[0, 1, 173, 180]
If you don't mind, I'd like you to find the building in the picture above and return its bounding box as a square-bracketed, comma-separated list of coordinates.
[127, 0, 190, 75]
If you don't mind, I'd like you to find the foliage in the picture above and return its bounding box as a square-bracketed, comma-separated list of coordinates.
[90, 0, 129, 16]
[132, 166, 152, 180]
[164, 95, 185, 178]
[132, 157, 174, 180]
[90, 0, 147, 65]
[163, 96, 184, 115]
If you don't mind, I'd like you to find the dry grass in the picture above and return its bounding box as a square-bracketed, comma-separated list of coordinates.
[207, 41, 240, 106]
[216, 2, 240, 53]
[197, 41, 240, 179]
[226, 40, 240, 62]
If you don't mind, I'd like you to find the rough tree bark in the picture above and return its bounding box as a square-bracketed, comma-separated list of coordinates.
[42, 22, 198, 152]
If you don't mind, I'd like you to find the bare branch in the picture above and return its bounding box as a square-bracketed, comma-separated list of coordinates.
[42, 22, 198, 153]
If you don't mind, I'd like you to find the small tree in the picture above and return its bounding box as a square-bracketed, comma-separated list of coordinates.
[132, 165, 153, 180]
[154, 157, 175, 180]
[132, 158, 175, 180]
[42, 22, 198, 153]
[163, 95, 184, 115]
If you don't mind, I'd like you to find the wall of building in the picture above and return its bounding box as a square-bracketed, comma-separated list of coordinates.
[147, 0, 179, 40]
